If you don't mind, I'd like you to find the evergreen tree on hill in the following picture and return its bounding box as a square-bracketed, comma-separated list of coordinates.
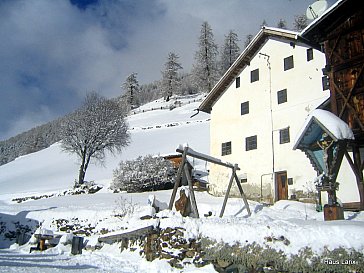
[220, 30, 240, 75]
[122, 72, 140, 110]
[192, 21, 219, 93]
[161, 52, 183, 101]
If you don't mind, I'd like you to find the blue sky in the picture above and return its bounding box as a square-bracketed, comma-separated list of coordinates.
[0, 0, 336, 140]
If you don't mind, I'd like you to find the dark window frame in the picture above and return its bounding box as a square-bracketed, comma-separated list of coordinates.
[284, 55, 294, 71]
[322, 75, 330, 90]
[307, 48, 313, 62]
[241, 101, 249, 115]
[250, 69, 259, 83]
[279, 127, 290, 144]
[277, 89, 287, 104]
[245, 135, 257, 151]
[222, 141, 232, 156]
[236, 77, 240, 88]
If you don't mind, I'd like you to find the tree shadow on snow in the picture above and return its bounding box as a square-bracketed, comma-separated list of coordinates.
[0, 249, 92, 270]
[0, 260, 98, 270]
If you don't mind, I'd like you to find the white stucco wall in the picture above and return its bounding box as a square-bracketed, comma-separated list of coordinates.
[208, 37, 332, 202]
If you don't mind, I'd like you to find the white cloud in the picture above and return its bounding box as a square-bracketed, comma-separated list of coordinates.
[0, 0, 337, 140]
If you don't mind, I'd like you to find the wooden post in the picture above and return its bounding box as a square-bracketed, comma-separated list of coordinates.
[220, 165, 237, 217]
[168, 147, 188, 210]
[39, 239, 46, 251]
[184, 163, 199, 218]
[71, 236, 84, 255]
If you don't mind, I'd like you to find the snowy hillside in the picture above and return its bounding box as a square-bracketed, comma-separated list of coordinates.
[0, 95, 210, 199]
[0, 95, 363, 272]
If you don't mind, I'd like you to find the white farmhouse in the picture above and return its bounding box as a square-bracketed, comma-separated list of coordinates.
[199, 27, 331, 203]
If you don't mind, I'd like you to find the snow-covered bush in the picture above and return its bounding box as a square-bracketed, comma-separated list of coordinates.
[201, 238, 364, 272]
[113, 196, 138, 219]
[111, 155, 176, 193]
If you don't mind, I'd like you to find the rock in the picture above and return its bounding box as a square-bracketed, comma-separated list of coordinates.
[161, 251, 174, 260]
[175, 189, 191, 217]
[204, 211, 212, 217]
[217, 259, 232, 268]
[283, 238, 290, 246]
[169, 258, 183, 269]
[185, 250, 195, 258]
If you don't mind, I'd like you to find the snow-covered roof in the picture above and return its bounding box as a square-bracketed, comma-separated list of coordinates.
[294, 109, 354, 150]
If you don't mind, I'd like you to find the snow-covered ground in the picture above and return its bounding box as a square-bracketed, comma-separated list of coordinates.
[0, 95, 363, 272]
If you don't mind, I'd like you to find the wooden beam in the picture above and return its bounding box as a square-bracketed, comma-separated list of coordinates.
[234, 173, 252, 216]
[344, 150, 362, 183]
[220, 165, 237, 217]
[168, 147, 187, 210]
[98, 225, 155, 243]
[339, 63, 364, 118]
[176, 147, 240, 170]
[332, 81, 364, 131]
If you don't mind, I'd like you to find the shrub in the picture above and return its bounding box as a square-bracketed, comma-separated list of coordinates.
[111, 155, 176, 193]
[201, 238, 364, 272]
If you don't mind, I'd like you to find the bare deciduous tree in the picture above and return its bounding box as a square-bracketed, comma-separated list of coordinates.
[293, 14, 308, 31]
[60, 92, 130, 186]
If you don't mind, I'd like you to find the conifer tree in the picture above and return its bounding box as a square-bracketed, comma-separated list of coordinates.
[192, 21, 219, 93]
[161, 52, 183, 101]
[277, 19, 287, 29]
[244, 34, 253, 48]
[220, 30, 240, 75]
[122, 72, 140, 109]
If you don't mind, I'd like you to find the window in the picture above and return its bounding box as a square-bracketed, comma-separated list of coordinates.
[245, 135, 257, 151]
[250, 69, 259, 82]
[241, 101, 249, 115]
[279, 127, 290, 144]
[284, 55, 294, 71]
[322, 75, 330, 90]
[277, 89, 287, 104]
[307, 48, 313, 61]
[236, 77, 240, 88]
[222, 141, 232, 156]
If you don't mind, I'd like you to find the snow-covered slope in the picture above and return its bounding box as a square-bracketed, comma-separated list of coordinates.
[0, 95, 363, 272]
[0, 95, 210, 199]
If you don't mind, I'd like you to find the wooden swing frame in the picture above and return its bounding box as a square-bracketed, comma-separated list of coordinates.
[168, 146, 251, 218]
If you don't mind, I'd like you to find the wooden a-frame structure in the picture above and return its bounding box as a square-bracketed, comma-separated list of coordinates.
[168, 146, 251, 218]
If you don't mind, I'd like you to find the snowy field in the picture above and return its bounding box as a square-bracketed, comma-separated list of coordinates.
[0, 96, 364, 272]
